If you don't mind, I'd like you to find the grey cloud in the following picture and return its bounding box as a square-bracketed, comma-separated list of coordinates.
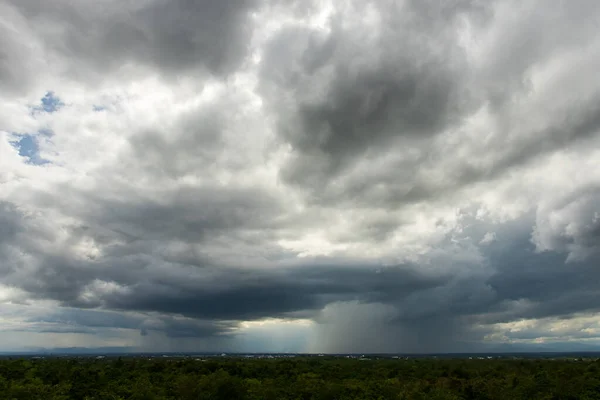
[1, 201, 433, 307]
[409, 212, 600, 327]
[0, 202, 44, 278]
[20, 178, 285, 254]
[446, 97, 600, 197]
[6, 185, 600, 351]
[0, 201, 22, 246]
[0, 199, 447, 328]
[4, 0, 600, 353]
[258, 0, 600, 211]
[17, 307, 235, 339]
[320, 213, 600, 351]
[143, 317, 237, 339]
[11, 251, 443, 323]
[0, 2, 43, 95]
[474, 0, 600, 109]
[461, 214, 600, 327]
[259, 1, 474, 190]
[312, 301, 479, 354]
[89, 185, 283, 244]
[123, 90, 239, 179]
[5, 192, 600, 351]
[2, 0, 258, 92]
[486, 251, 600, 323]
[533, 185, 600, 261]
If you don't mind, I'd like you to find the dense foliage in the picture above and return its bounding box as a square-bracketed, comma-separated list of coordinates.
[1, 356, 600, 399]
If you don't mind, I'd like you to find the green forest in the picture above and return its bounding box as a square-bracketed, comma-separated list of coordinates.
[1, 356, 600, 399]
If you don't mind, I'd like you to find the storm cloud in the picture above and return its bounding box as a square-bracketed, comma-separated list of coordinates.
[2, 0, 600, 353]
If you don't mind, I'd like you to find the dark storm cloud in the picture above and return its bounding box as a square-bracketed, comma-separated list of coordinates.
[9, 306, 234, 339]
[410, 212, 600, 332]
[0, 199, 446, 330]
[34, 308, 144, 330]
[258, 0, 600, 210]
[0, 198, 497, 349]
[143, 317, 237, 339]
[315, 211, 600, 352]
[2, 217, 444, 322]
[4, 188, 600, 348]
[14, 309, 140, 335]
[1, 0, 258, 93]
[3, 194, 600, 348]
[3, 0, 600, 353]
[99, 263, 444, 321]
[259, 1, 475, 189]
[482, 238, 600, 324]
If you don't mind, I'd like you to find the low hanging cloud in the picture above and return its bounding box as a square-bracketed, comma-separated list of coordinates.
[2, 0, 600, 353]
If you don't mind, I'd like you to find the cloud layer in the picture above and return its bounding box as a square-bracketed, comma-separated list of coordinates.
[2, 0, 600, 353]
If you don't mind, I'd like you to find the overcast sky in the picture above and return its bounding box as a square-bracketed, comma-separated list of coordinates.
[2, 0, 600, 354]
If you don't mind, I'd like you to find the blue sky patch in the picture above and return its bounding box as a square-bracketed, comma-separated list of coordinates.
[30, 91, 64, 115]
[11, 133, 51, 165]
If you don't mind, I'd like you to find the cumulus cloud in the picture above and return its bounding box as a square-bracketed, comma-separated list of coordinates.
[1, 0, 600, 353]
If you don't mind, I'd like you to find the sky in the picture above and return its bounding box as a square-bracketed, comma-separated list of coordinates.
[1, 0, 600, 354]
